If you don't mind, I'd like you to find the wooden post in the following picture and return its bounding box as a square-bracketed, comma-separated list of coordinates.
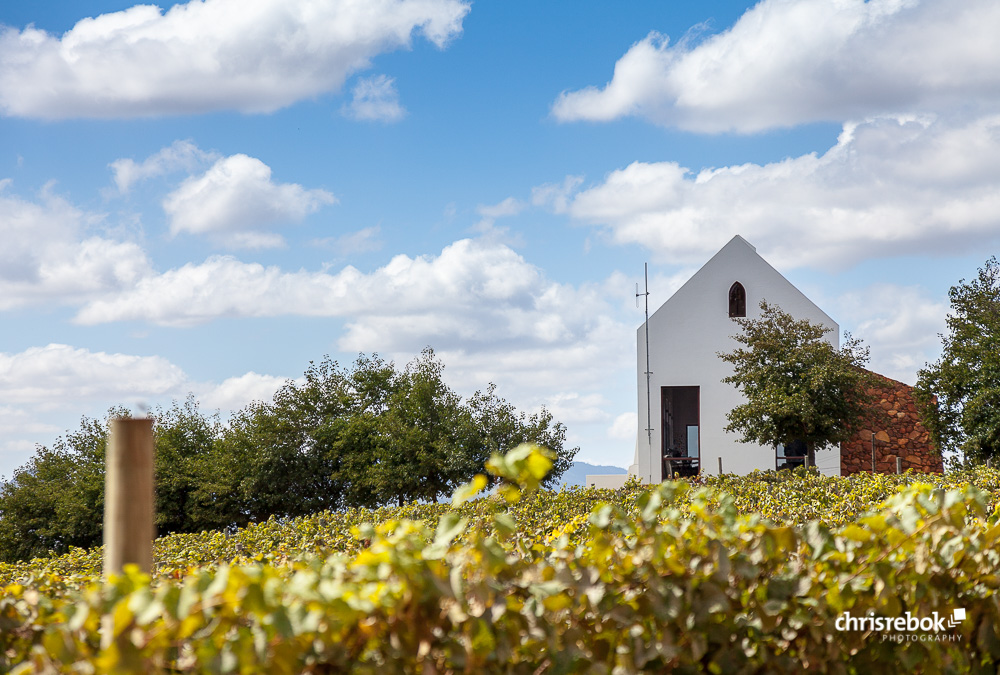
[871, 432, 876, 473]
[104, 418, 154, 577]
[718, 457, 723, 475]
[896, 456, 903, 475]
[666, 459, 674, 479]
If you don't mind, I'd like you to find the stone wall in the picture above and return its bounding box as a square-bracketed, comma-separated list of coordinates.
[840, 371, 943, 475]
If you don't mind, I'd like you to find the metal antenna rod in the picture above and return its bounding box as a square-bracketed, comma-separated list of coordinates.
[637, 263, 653, 478]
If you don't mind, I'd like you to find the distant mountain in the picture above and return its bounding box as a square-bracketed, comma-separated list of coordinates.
[555, 461, 627, 488]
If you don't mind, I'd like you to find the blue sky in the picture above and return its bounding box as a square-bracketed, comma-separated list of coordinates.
[1, 0, 999, 480]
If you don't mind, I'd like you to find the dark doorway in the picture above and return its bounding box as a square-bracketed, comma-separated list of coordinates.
[661, 386, 700, 478]
[776, 440, 807, 470]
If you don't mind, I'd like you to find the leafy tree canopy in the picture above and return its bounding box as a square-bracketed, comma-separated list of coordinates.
[718, 301, 876, 466]
[916, 257, 1000, 464]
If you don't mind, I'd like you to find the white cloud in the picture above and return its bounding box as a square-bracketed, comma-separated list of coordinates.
[197, 372, 292, 412]
[543, 392, 612, 425]
[836, 283, 948, 384]
[342, 74, 406, 122]
[609, 412, 638, 440]
[0, 407, 60, 437]
[0, 343, 298, 416]
[0, 343, 306, 479]
[74, 238, 618, 343]
[0, 344, 187, 405]
[552, 115, 1000, 270]
[477, 197, 525, 220]
[424, 312, 633, 398]
[552, 0, 1000, 132]
[110, 140, 217, 194]
[77, 255, 355, 326]
[0, 0, 470, 119]
[470, 197, 527, 244]
[72, 237, 637, 419]
[163, 154, 336, 248]
[0, 182, 152, 309]
[531, 176, 583, 213]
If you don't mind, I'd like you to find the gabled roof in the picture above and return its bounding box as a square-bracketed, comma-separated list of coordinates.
[649, 235, 838, 331]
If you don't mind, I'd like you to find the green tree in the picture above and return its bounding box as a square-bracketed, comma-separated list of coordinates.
[262, 349, 577, 509]
[313, 352, 414, 510]
[152, 396, 224, 534]
[0, 403, 224, 562]
[208, 357, 351, 526]
[368, 350, 467, 506]
[316, 349, 576, 506]
[0, 441, 99, 562]
[463, 384, 575, 490]
[916, 257, 1000, 465]
[0, 412, 119, 562]
[719, 301, 876, 467]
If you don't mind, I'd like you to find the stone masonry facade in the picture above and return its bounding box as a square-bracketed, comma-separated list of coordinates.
[840, 371, 943, 475]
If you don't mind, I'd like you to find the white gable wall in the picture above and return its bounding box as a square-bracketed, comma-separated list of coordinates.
[635, 236, 841, 481]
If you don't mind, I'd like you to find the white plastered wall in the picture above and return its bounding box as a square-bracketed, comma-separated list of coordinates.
[634, 236, 841, 481]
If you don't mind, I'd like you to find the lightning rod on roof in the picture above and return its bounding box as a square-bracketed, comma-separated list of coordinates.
[637, 263, 653, 479]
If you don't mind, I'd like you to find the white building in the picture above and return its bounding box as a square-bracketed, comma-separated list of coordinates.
[586, 235, 841, 488]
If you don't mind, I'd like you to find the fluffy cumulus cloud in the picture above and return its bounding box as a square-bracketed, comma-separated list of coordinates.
[546, 115, 1000, 270]
[341, 74, 406, 122]
[0, 343, 305, 479]
[0, 344, 187, 405]
[74, 238, 620, 345]
[543, 392, 613, 425]
[349, 262, 638, 407]
[163, 154, 336, 248]
[0, 407, 59, 437]
[608, 412, 638, 441]
[835, 283, 948, 384]
[110, 140, 217, 194]
[0, 181, 151, 309]
[552, 0, 1000, 132]
[0, 0, 470, 119]
[196, 372, 292, 413]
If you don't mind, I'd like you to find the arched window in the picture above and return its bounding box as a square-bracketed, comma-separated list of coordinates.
[728, 282, 746, 318]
